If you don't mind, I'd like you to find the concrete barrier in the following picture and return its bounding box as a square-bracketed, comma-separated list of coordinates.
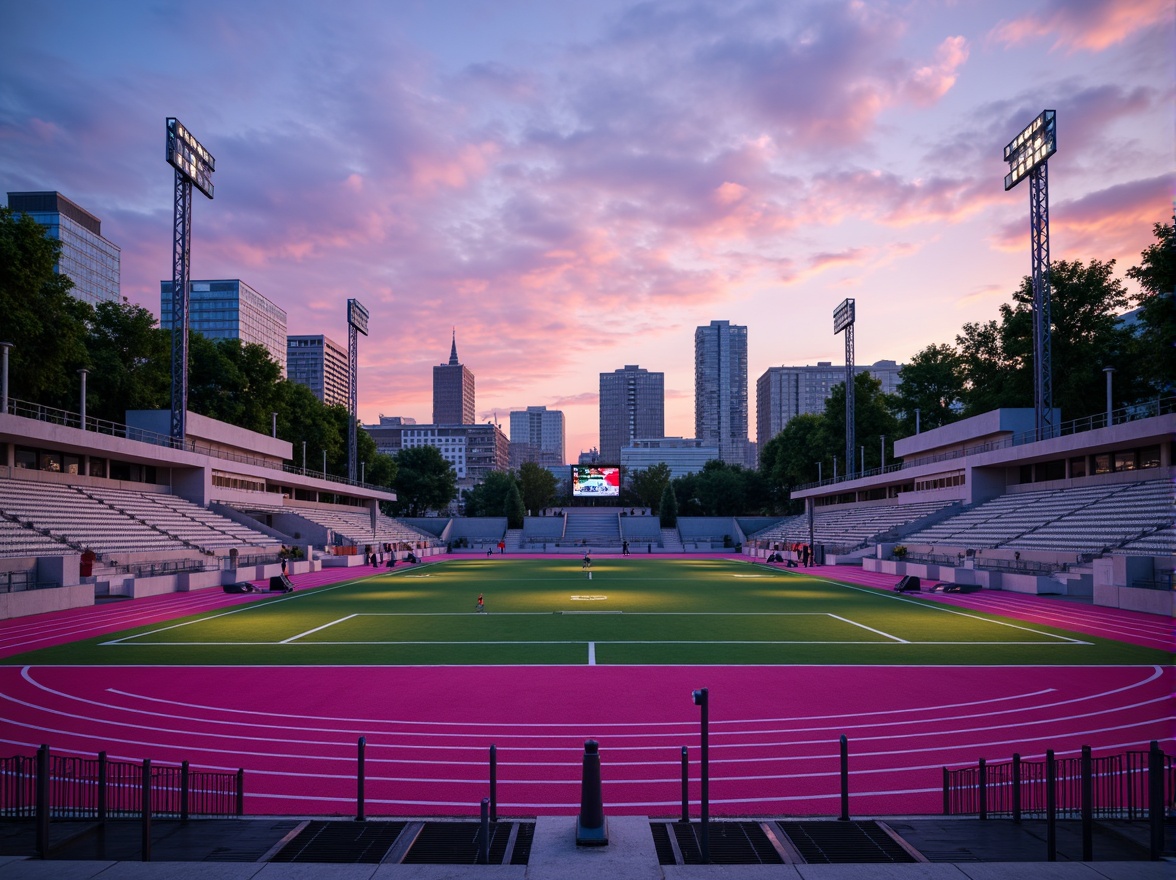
[0, 583, 95, 620]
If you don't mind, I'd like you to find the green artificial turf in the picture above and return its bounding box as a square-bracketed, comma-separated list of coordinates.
[6, 558, 1167, 666]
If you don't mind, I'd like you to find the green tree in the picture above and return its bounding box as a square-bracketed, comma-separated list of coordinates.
[461, 470, 516, 517]
[759, 413, 825, 512]
[0, 206, 91, 408]
[392, 445, 457, 515]
[504, 482, 525, 528]
[822, 372, 900, 473]
[890, 343, 964, 435]
[659, 483, 678, 528]
[628, 462, 672, 513]
[518, 461, 557, 515]
[998, 259, 1138, 421]
[1125, 216, 1175, 396]
[956, 318, 1017, 417]
[85, 300, 171, 422]
[284, 383, 346, 475]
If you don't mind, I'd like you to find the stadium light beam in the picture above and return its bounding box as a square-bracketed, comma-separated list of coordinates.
[166, 117, 216, 441]
[1004, 109, 1056, 440]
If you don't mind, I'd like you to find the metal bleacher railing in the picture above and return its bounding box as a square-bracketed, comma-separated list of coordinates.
[4, 396, 378, 491]
[0, 745, 243, 821]
[943, 743, 1173, 821]
[796, 395, 1175, 492]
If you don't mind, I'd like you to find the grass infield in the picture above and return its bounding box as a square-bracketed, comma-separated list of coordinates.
[5, 558, 1166, 666]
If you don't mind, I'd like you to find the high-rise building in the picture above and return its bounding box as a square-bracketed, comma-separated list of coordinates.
[621, 437, 718, 480]
[599, 365, 664, 464]
[694, 320, 752, 467]
[756, 360, 904, 454]
[160, 279, 288, 375]
[433, 330, 475, 425]
[509, 406, 566, 469]
[7, 191, 120, 307]
[287, 334, 349, 408]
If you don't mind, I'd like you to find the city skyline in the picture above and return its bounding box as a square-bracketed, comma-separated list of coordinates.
[2, 1, 1171, 458]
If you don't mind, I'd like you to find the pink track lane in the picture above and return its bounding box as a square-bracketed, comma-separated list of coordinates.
[1, 559, 1172, 817]
[2, 663, 1170, 817]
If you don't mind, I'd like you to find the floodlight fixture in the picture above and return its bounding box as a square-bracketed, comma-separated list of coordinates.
[167, 118, 216, 197]
[347, 298, 370, 482]
[833, 298, 856, 478]
[166, 117, 216, 441]
[1003, 110, 1055, 192]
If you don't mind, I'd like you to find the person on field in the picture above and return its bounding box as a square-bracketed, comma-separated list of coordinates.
[582, 550, 592, 570]
[476, 593, 486, 613]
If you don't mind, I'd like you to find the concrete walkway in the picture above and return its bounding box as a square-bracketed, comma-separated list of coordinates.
[0, 815, 1168, 879]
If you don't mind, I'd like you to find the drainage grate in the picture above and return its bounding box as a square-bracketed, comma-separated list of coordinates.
[270, 820, 406, 863]
[509, 820, 534, 864]
[776, 820, 916, 864]
[402, 821, 520, 864]
[651, 822, 784, 865]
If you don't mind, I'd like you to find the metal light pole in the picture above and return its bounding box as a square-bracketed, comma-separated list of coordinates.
[271, 412, 277, 438]
[915, 408, 921, 434]
[691, 688, 709, 863]
[817, 461, 822, 482]
[1005, 110, 1057, 441]
[0, 342, 12, 414]
[78, 369, 88, 430]
[302, 440, 307, 474]
[1103, 367, 1115, 426]
[880, 435, 885, 469]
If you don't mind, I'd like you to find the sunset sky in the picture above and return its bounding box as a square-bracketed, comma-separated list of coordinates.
[2, 0, 1172, 460]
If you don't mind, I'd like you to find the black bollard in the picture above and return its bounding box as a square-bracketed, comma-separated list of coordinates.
[489, 744, 498, 822]
[479, 797, 490, 864]
[575, 740, 608, 846]
[839, 735, 849, 821]
[141, 758, 152, 862]
[680, 746, 689, 823]
[35, 744, 49, 860]
[1081, 746, 1093, 861]
[356, 736, 366, 822]
[1149, 741, 1163, 860]
[1045, 749, 1056, 862]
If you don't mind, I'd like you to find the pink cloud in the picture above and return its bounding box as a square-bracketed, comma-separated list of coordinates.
[990, 0, 1172, 52]
[901, 36, 970, 106]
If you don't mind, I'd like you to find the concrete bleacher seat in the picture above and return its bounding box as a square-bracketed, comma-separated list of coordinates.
[750, 501, 953, 549]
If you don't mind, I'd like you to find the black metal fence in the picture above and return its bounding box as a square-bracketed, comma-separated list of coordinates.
[0, 746, 243, 821]
[944, 745, 1174, 821]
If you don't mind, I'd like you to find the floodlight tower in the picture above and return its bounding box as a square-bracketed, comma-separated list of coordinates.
[165, 118, 216, 441]
[1004, 109, 1057, 440]
[347, 299, 369, 482]
[833, 298, 856, 478]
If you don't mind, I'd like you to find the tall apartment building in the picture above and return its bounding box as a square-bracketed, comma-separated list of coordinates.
[364, 417, 509, 504]
[509, 405, 566, 469]
[160, 279, 288, 375]
[433, 331, 475, 424]
[599, 365, 664, 464]
[287, 334, 349, 408]
[8, 191, 120, 307]
[695, 320, 752, 468]
[621, 437, 719, 480]
[756, 360, 904, 453]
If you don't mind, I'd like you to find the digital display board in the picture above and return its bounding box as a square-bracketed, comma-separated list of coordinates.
[571, 465, 621, 497]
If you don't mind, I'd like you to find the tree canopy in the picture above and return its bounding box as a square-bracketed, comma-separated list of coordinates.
[392, 446, 457, 515]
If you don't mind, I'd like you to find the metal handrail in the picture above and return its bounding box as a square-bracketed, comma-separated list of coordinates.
[3, 396, 381, 491]
[796, 396, 1175, 491]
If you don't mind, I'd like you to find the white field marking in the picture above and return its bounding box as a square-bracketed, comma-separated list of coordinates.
[98, 580, 355, 645]
[22, 665, 1165, 740]
[588, 642, 596, 665]
[570, 595, 608, 600]
[560, 611, 622, 615]
[280, 615, 357, 644]
[826, 614, 907, 643]
[820, 578, 1093, 644]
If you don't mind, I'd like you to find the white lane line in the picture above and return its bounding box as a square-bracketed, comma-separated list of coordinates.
[827, 614, 908, 643]
[588, 642, 596, 665]
[281, 615, 357, 644]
